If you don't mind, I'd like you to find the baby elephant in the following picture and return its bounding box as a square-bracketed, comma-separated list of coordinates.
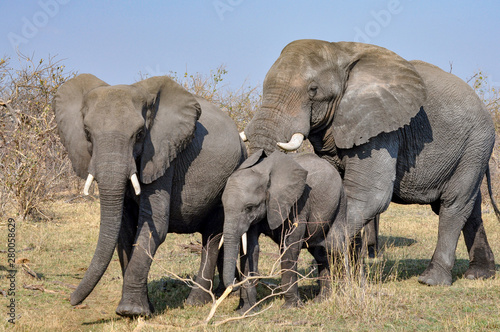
[221, 149, 346, 311]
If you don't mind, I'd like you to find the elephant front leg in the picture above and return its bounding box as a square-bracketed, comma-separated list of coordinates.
[279, 226, 305, 308]
[117, 191, 139, 275]
[116, 177, 171, 317]
[185, 231, 222, 306]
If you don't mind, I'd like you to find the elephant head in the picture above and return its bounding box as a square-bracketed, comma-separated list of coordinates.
[53, 74, 201, 305]
[243, 39, 426, 155]
[221, 149, 308, 287]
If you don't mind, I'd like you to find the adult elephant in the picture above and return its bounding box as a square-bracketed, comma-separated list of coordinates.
[54, 74, 246, 317]
[241, 39, 499, 286]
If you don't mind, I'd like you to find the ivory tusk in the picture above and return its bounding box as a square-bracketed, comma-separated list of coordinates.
[131, 173, 141, 195]
[277, 133, 304, 151]
[218, 235, 224, 250]
[83, 174, 94, 196]
[239, 131, 248, 142]
[241, 232, 247, 255]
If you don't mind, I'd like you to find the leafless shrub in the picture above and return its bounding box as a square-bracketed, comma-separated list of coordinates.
[141, 65, 261, 132]
[0, 53, 76, 220]
[469, 71, 500, 208]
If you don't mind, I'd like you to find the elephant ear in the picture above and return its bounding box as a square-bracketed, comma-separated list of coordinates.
[265, 151, 308, 230]
[133, 76, 201, 184]
[53, 74, 109, 179]
[238, 149, 268, 170]
[332, 42, 427, 149]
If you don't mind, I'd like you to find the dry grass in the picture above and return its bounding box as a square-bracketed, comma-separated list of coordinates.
[1, 198, 500, 331]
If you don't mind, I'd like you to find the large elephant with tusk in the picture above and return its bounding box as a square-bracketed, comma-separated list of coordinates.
[54, 74, 246, 317]
[241, 39, 500, 286]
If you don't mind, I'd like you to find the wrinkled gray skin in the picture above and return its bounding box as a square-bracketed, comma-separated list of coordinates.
[363, 216, 379, 258]
[54, 74, 246, 317]
[243, 39, 498, 286]
[222, 150, 346, 311]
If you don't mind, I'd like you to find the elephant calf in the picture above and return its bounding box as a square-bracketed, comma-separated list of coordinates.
[221, 149, 346, 311]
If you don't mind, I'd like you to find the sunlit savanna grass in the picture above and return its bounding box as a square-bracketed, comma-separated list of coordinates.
[1, 196, 500, 331]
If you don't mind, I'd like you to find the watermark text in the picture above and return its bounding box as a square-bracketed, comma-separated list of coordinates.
[6, 218, 17, 324]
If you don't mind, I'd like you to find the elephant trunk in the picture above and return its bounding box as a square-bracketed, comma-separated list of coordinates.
[222, 231, 241, 288]
[70, 164, 129, 306]
[246, 97, 309, 155]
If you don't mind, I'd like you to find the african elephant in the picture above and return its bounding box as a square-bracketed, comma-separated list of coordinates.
[221, 150, 346, 311]
[53, 74, 246, 317]
[241, 39, 500, 286]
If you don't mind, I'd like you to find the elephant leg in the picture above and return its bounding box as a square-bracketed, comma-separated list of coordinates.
[309, 245, 331, 302]
[116, 174, 172, 317]
[117, 191, 139, 275]
[463, 193, 496, 280]
[186, 206, 224, 305]
[418, 207, 464, 286]
[212, 249, 226, 298]
[330, 137, 396, 262]
[280, 226, 305, 308]
[185, 230, 222, 306]
[363, 215, 379, 259]
[419, 169, 491, 286]
[237, 228, 260, 314]
[418, 194, 479, 286]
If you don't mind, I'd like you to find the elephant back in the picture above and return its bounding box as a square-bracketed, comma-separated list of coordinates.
[410, 60, 494, 146]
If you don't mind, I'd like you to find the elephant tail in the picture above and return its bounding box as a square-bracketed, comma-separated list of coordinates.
[486, 165, 500, 221]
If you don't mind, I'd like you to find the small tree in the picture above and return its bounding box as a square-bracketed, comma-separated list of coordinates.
[469, 71, 500, 207]
[0, 54, 76, 220]
[140, 65, 261, 132]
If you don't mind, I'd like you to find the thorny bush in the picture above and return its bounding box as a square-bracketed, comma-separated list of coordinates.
[0, 54, 76, 220]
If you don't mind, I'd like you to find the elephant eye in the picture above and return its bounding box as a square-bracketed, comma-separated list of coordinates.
[308, 86, 318, 98]
[135, 129, 145, 141]
[244, 204, 256, 213]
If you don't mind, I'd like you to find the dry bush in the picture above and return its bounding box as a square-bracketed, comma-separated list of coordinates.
[0, 54, 76, 220]
[142, 65, 261, 132]
[469, 71, 500, 207]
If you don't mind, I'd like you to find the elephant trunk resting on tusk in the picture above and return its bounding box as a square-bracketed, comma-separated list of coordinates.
[83, 173, 141, 196]
[277, 133, 304, 151]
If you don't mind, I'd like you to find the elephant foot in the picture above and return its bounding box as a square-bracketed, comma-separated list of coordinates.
[116, 295, 154, 318]
[314, 287, 332, 303]
[464, 264, 496, 280]
[213, 282, 226, 298]
[418, 263, 452, 286]
[185, 287, 213, 306]
[281, 297, 303, 309]
[367, 245, 377, 259]
[237, 303, 257, 316]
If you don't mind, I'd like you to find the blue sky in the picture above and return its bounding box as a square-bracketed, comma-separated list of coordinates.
[1, 1, 499, 90]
